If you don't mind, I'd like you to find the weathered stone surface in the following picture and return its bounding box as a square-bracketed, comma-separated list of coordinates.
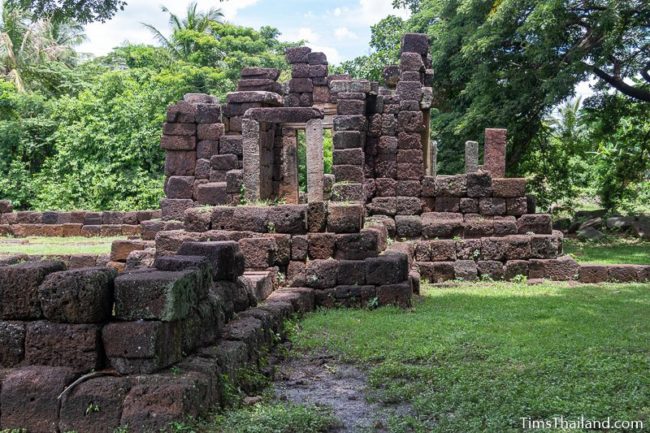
[0, 321, 25, 367]
[114, 270, 201, 321]
[327, 203, 364, 233]
[419, 261, 455, 283]
[0, 366, 77, 432]
[608, 265, 643, 283]
[454, 260, 478, 281]
[305, 259, 338, 289]
[0, 260, 66, 320]
[59, 376, 131, 433]
[464, 141, 479, 173]
[477, 260, 504, 280]
[103, 320, 182, 374]
[161, 134, 196, 151]
[492, 178, 526, 198]
[267, 205, 308, 234]
[308, 233, 337, 259]
[479, 197, 507, 216]
[196, 182, 228, 205]
[421, 212, 463, 238]
[395, 215, 422, 238]
[239, 237, 277, 269]
[435, 175, 467, 197]
[401, 33, 430, 55]
[165, 150, 196, 176]
[366, 253, 409, 285]
[376, 282, 411, 308]
[517, 214, 553, 234]
[578, 264, 609, 283]
[177, 241, 245, 281]
[38, 267, 116, 323]
[111, 239, 147, 262]
[484, 128, 507, 177]
[161, 198, 195, 221]
[466, 171, 492, 197]
[307, 201, 327, 232]
[334, 230, 382, 260]
[24, 321, 102, 372]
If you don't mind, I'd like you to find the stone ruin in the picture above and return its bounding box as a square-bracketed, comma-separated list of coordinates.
[1, 33, 649, 432]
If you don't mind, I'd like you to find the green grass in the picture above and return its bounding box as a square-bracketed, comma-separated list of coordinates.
[201, 403, 339, 433]
[0, 236, 124, 255]
[291, 282, 650, 433]
[564, 238, 650, 265]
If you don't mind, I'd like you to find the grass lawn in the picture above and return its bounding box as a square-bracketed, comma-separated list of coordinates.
[278, 282, 649, 433]
[564, 238, 650, 265]
[0, 236, 124, 255]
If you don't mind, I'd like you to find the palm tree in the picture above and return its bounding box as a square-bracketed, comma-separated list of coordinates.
[0, 5, 86, 92]
[142, 2, 223, 60]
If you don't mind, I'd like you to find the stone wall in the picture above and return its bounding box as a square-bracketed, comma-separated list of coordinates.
[0, 202, 159, 238]
[0, 241, 317, 432]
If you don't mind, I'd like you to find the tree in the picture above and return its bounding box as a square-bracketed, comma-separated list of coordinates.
[0, 5, 86, 94]
[5, 0, 126, 24]
[142, 2, 224, 62]
[338, 16, 404, 82]
[387, 0, 649, 173]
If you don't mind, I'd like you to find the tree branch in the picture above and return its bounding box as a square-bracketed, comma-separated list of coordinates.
[641, 62, 650, 84]
[591, 65, 650, 102]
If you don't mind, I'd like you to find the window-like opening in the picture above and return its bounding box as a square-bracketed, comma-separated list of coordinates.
[296, 128, 333, 194]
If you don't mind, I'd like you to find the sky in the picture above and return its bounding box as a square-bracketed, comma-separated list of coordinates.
[78, 0, 411, 64]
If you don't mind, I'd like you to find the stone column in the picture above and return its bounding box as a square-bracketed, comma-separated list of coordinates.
[465, 140, 479, 173]
[242, 118, 261, 202]
[430, 140, 438, 177]
[305, 119, 324, 202]
[484, 128, 507, 177]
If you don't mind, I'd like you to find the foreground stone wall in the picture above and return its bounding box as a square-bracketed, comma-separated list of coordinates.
[0, 241, 321, 432]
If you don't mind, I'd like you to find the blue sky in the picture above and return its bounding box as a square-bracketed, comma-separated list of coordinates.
[79, 0, 411, 64]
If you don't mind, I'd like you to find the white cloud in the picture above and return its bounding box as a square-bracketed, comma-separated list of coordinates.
[296, 27, 319, 43]
[357, 0, 410, 25]
[219, 0, 260, 20]
[334, 27, 358, 41]
[333, 7, 342, 16]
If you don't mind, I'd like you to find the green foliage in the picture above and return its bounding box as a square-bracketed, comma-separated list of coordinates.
[210, 403, 339, 433]
[339, 15, 404, 82]
[0, 9, 294, 210]
[294, 282, 650, 432]
[6, 0, 126, 24]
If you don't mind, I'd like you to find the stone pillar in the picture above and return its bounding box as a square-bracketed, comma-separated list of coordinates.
[242, 118, 261, 202]
[430, 140, 438, 177]
[465, 140, 479, 173]
[305, 119, 324, 202]
[484, 128, 507, 177]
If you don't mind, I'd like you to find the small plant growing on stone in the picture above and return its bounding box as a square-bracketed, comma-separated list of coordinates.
[112, 427, 129, 433]
[266, 221, 276, 233]
[276, 272, 286, 285]
[472, 249, 481, 260]
[453, 235, 462, 241]
[480, 274, 494, 282]
[85, 402, 100, 415]
[170, 366, 182, 376]
[367, 296, 380, 310]
[511, 274, 527, 284]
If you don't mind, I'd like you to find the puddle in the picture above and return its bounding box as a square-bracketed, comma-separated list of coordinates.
[273, 351, 412, 432]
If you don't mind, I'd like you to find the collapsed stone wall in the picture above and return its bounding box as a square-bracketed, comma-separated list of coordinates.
[0, 241, 319, 432]
[0, 201, 159, 238]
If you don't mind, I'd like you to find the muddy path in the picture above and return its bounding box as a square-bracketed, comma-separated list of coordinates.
[272, 350, 413, 433]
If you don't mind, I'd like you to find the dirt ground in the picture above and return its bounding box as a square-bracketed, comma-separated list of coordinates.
[272, 350, 413, 433]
